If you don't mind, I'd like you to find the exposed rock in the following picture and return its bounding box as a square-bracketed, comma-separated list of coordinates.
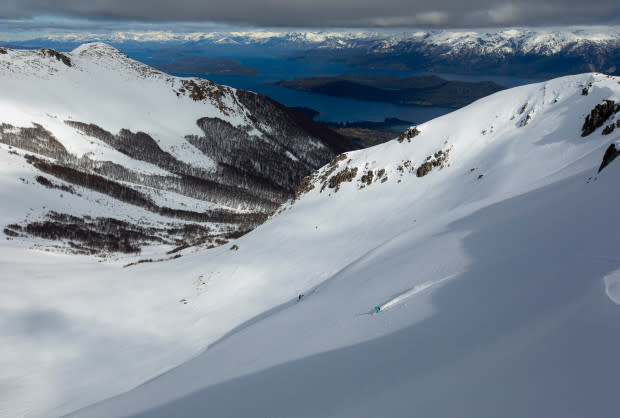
[598, 143, 620, 173]
[397, 126, 420, 143]
[41, 48, 72, 67]
[328, 167, 358, 191]
[179, 79, 231, 114]
[416, 162, 433, 177]
[294, 175, 315, 200]
[582, 82, 593, 96]
[520, 114, 532, 127]
[416, 148, 451, 178]
[432, 150, 447, 167]
[319, 153, 348, 187]
[0, 48, 7, 55]
[602, 124, 615, 135]
[582, 100, 620, 137]
[360, 170, 374, 185]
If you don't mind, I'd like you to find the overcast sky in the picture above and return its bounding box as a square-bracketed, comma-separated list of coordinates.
[0, 0, 618, 27]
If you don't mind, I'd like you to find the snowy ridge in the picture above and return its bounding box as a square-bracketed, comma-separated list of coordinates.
[295, 73, 619, 206]
[3, 73, 620, 418]
[400, 27, 620, 56]
[38, 26, 620, 54]
[0, 43, 354, 255]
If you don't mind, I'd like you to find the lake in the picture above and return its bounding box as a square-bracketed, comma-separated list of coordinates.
[133, 53, 544, 125]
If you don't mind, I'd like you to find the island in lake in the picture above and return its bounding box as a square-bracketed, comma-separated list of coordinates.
[153, 55, 259, 76]
[289, 106, 414, 147]
[272, 74, 504, 108]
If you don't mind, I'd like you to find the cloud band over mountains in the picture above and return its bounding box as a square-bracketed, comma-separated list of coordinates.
[0, 0, 618, 27]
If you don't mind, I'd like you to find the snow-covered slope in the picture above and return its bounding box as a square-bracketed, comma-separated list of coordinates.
[3, 73, 620, 418]
[0, 43, 355, 255]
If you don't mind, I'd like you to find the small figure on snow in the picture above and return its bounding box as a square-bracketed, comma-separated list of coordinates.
[375, 306, 381, 313]
[298, 294, 304, 301]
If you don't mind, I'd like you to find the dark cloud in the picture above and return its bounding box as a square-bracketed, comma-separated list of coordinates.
[0, 0, 618, 27]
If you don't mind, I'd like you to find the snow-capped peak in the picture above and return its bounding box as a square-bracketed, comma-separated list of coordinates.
[71, 41, 125, 56]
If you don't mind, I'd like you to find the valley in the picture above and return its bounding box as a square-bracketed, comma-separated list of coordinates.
[0, 43, 358, 256]
[1, 22, 620, 418]
[2, 63, 620, 416]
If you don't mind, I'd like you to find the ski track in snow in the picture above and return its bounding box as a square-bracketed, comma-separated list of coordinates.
[377, 273, 460, 313]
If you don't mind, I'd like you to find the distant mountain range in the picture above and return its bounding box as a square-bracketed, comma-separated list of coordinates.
[282, 28, 620, 77]
[12, 26, 619, 77]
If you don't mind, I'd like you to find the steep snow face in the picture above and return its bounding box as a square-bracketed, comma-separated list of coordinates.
[4, 73, 620, 418]
[0, 43, 354, 255]
[0, 42, 245, 162]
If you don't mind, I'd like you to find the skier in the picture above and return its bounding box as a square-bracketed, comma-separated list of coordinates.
[375, 306, 381, 313]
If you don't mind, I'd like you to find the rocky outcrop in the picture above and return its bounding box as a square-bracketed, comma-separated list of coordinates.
[328, 167, 358, 191]
[360, 170, 374, 185]
[598, 143, 620, 173]
[398, 126, 421, 143]
[294, 175, 315, 200]
[416, 162, 434, 177]
[602, 124, 615, 135]
[41, 48, 72, 67]
[582, 100, 620, 136]
[416, 148, 451, 177]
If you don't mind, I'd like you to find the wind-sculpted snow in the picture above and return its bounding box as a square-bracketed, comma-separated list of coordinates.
[604, 269, 620, 305]
[3, 73, 620, 418]
[0, 43, 356, 254]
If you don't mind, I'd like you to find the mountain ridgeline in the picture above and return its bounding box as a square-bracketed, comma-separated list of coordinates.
[0, 43, 358, 255]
